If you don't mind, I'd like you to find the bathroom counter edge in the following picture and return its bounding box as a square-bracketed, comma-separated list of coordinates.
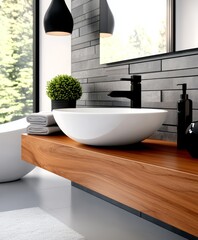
[21, 134, 198, 236]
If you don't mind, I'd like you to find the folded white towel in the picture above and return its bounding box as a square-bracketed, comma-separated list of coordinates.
[26, 112, 56, 126]
[27, 125, 61, 135]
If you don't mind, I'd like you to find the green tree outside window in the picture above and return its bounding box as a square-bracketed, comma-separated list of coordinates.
[0, 0, 33, 123]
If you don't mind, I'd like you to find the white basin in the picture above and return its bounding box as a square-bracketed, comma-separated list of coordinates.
[53, 108, 167, 146]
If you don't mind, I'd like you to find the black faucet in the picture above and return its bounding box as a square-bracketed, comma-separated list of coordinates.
[108, 75, 141, 108]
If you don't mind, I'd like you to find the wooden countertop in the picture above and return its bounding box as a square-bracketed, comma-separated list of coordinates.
[21, 134, 198, 236]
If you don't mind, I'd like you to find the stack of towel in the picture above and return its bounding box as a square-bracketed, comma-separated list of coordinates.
[26, 112, 61, 135]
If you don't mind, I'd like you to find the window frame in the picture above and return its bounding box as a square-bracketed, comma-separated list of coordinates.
[33, 0, 39, 112]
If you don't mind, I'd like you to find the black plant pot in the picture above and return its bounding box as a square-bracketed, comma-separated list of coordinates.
[51, 100, 76, 110]
[185, 121, 198, 158]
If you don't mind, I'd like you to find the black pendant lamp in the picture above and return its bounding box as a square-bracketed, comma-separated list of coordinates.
[44, 0, 73, 36]
[100, 0, 114, 38]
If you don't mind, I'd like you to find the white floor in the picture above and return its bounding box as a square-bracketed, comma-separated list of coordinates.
[0, 167, 189, 240]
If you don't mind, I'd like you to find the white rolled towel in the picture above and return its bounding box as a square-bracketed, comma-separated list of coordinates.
[26, 112, 56, 126]
[27, 125, 61, 135]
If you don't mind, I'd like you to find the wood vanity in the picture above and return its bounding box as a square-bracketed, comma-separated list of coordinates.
[21, 134, 198, 237]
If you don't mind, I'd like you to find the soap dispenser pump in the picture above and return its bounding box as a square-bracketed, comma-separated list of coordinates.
[177, 83, 192, 149]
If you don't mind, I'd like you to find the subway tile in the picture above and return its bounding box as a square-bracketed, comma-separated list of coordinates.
[80, 92, 110, 101]
[73, 14, 87, 24]
[129, 60, 161, 74]
[72, 29, 80, 38]
[162, 54, 198, 71]
[72, 32, 98, 46]
[142, 102, 177, 109]
[193, 110, 198, 121]
[74, 9, 99, 26]
[85, 101, 112, 107]
[162, 90, 198, 103]
[193, 102, 198, 109]
[72, 46, 96, 62]
[72, 0, 90, 9]
[142, 68, 198, 80]
[73, 1, 99, 19]
[142, 91, 161, 102]
[80, 22, 99, 36]
[74, 19, 93, 30]
[72, 68, 107, 79]
[142, 79, 172, 91]
[76, 100, 86, 106]
[149, 131, 177, 142]
[79, 93, 87, 101]
[190, 89, 198, 102]
[162, 90, 181, 103]
[88, 76, 108, 83]
[91, 39, 99, 46]
[94, 81, 129, 92]
[112, 101, 130, 107]
[78, 78, 88, 84]
[72, 59, 100, 71]
[142, 76, 198, 91]
[106, 65, 129, 76]
[83, 0, 99, 14]
[72, 42, 91, 51]
[107, 75, 132, 82]
[160, 125, 177, 133]
[81, 83, 95, 93]
[95, 44, 100, 56]
[74, 16, 99, 30]
[72, 5, 84, 18]
[165, 109, 177, 125]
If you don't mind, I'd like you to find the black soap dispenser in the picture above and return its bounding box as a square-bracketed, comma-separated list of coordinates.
[177, 83, 192, 149]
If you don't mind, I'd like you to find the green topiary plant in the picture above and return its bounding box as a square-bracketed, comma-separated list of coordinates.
[46, 74, 82, 101]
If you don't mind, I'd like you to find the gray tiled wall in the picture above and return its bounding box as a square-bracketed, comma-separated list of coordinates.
[71, 0, 198, 142]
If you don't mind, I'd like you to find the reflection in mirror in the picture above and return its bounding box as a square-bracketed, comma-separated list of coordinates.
[176, 0, 198, 51]
[100, 0, 114, 38]
[100, 0, 173, 64]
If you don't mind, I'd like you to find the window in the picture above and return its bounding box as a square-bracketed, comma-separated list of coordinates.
[0, 0, 39, 124]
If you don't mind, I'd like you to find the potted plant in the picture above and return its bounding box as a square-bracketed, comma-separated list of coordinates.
[46, 74, 82, 109]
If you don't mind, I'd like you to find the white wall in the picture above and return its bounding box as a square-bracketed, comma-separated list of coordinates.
[39, 0, 71, 111]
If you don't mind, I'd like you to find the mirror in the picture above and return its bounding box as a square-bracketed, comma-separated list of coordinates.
[100, 0, 173, 64]
[100, 0, 198, 64]
[175, 0, 198, 51]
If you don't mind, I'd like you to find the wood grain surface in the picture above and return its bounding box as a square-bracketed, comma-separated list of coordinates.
[21, 134, 198, 236]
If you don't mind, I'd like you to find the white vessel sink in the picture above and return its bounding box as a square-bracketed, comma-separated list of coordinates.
[53, 108, 167, 146]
